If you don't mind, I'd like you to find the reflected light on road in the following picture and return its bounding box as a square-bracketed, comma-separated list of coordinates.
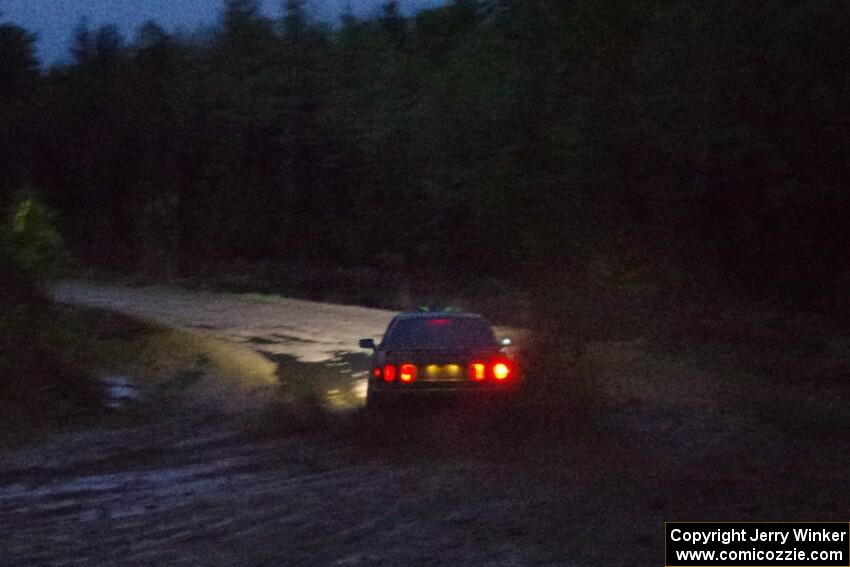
[352, 378, 368, 400]
[323, 378, 368, 410]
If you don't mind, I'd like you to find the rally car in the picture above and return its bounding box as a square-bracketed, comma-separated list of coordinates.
[359, 311, 519, 409]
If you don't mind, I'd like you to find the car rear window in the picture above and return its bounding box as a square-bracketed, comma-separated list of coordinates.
[382, 317, 497, 349]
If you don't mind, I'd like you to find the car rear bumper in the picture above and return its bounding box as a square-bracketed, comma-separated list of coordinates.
[368, 381, 520, 396]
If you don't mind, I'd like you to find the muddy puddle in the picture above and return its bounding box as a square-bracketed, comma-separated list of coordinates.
[102, 375, 141, 409]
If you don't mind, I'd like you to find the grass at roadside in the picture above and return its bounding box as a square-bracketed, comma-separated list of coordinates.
[0, 301, 279, 438]
[0, 300, 104, 432]
[589, 298, 850, 433]
[67, 306, 279, 414]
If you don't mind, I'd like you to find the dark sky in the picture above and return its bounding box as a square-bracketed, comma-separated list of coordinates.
[2, 0, 444, 66]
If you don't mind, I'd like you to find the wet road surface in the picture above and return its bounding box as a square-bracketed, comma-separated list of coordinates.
[0, 281, 847, 565]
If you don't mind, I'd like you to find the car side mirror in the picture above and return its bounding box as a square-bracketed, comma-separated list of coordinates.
[500, 337, 512, 347]
[359, 338, 376, 350]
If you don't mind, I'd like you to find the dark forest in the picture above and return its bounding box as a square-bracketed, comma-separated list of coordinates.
[2, 0, 850, 313]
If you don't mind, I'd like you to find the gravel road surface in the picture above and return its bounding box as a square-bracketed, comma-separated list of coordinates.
[0, 281, 847, 565]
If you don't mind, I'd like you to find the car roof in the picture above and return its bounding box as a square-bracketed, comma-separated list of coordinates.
[393, 311, 486, 321]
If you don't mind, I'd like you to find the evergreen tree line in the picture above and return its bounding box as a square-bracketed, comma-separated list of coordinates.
[1, 0, 849, 310]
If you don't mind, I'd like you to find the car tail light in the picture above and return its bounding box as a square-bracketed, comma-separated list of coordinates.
[399, 363, 417, 383]
[470, 363, 486, 381]
[372, 367, 381, 378]
[492, 362, 511, 381]
[383, 364, 397, 382]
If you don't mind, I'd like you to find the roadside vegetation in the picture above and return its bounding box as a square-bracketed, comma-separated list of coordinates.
[3, 1, 849, 314]
[0, 194, 96, 429]
[0, 194, 275, 432]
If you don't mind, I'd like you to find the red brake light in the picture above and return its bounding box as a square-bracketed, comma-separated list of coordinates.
[427, 318, 451, 326]
[383, 364, 397, 382]
[493, 362, 511, 381]
[399, 363, 417, 383]
[470, 363, 486, 381]
[372, 367, 381, 378]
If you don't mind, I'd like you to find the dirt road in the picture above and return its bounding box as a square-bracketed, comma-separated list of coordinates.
[1, 281, 848, 565]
